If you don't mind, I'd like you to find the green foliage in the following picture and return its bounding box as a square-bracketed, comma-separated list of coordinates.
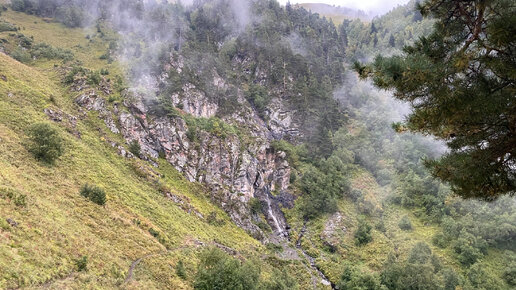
[87, 71, 101, 86]
[10, 0, 26, 12]
[0, 45, 273, 289]
[299, 156, 350, 219]
[176, 260, 187, 280]
[503, 262, 516, 286]
[259, 268, 298, 290]
[452, 231, 487, 267]
[148, 228, 159, 238]
[75, 256, 88, 272]
[5, 34, 69, 63]
[432, 232, 448, 248]
[206, 212, 225, 226]
[64, 66, 87, 84]
[128, 140, 141, 157]
[154, 94, 180, 117]
[271, 140, 301, 168]
[63, 66, 105, 88]
[256, 221, 271, 233]
[354, 218, 373, 246]
[186, 127, 198, 143]
[80, 184, 106, 206]
[439, 198, 516, 250]
[350, 189, 363, 202]
[466, 263, 505, 290]
[407, 242, 432, 264]
[10, 0, 88, 27]
[0, 218, 10, 231]
[299, 166, 337, 219]
[249, 198, 263, 215]
[0, 21, 17, 32]
[381, 245, 447, 290]
[265, 243, 283, 253]
[12, 192, 26, 207]
[398, 215, 412, 231]
[30, 43, 74, 61]
[27, 122, 64, 164]
[4, 1, 516, 287]
[441, 267, 461, 290]
[15, 33, 33, 48]
[245, 84, 270, 117]
[194, 247, 260, 290]
[55, 5, 87, 28]
[11, 47, 31, 63]
[359, 0, 516, 199]
[0, 187, 27, 207]
[184, 115, 240, 140]
[99, 52, 113, 63]
[375, 220, 386, 233]
[338, 263, 381, 290]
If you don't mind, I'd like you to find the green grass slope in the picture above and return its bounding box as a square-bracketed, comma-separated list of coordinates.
[0, 18, 269, 289]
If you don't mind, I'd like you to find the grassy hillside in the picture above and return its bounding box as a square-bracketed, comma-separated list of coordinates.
[0, 10, 314, 289]
[285, 167, 513, 288]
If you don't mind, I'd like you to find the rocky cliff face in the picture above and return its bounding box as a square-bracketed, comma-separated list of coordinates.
[70, 53, 300, 241]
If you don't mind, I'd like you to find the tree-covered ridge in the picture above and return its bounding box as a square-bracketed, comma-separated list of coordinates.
[177, 0, 348, 154]
[10, 0, 348, 157]
[337, 0, 434, 61]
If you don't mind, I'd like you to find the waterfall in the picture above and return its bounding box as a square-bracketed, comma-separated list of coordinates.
[264, 191, 284, 236]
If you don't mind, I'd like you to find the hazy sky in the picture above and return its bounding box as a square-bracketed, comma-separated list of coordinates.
[277, 0, 411, 15]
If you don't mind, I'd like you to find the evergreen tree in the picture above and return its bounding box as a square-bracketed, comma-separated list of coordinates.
[356, 0, 516, 200]
[370, 22, 377, 34]
[354, 218, 373, 246]
[388, 34, 395, 47]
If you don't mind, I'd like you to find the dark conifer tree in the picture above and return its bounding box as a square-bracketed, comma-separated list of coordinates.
[356, 0, 516, 200]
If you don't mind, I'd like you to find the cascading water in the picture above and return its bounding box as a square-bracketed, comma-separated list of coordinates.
[263, 189, 334, 288]
[264, 191, 285, 236]
[255, 179, 334, 288]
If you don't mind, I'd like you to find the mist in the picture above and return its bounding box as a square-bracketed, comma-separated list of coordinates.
[277, 0, 411, 17]
[44, 0, 253, 101]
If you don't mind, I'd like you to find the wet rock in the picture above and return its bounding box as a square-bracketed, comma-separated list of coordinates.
[69, 52, 306, 241]
[170, 83, 218, 118]
[266, 98, 298, 140]
[6, 218, 18, 227]
[44, 107, 80, 137]
[321, 212, 347, 248]
[116, 97, 293, 238]
[164, 191, 204, 219]
[75, 91, 119, 134]
[276, 190, 296, 209]
[44, 108, 63, 122]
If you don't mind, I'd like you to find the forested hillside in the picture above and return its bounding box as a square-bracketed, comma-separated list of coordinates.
[297, 3, 374, 23]
[0, 0, 514, 289]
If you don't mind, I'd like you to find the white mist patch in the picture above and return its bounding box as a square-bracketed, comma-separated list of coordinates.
[334, 71, 447, 157]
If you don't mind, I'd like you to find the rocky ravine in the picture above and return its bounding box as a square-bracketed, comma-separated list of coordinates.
[68, 54, 300, 241]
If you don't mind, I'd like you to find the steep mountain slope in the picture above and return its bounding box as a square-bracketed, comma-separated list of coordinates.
[0, 0, 515, 289]
[0, 48, 259, 289]
[0, 10, 313, 289]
